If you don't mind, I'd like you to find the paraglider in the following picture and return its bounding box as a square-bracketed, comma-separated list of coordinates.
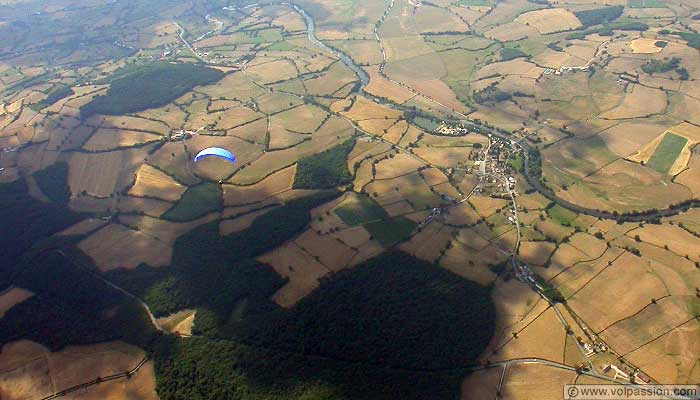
[193, 147, 236, 164]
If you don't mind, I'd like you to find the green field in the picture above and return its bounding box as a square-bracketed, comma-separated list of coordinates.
[628, 0, 665, 8]
[161, 182, 222, 222]
[647, 133, 688, 174]
[334, 195, 387, 226]
[500, 47, 528, 61]
[365, 217, 417, 247]
[547, 204, 578, 226]
[413, 116, 440, 132]
[508, 155, 523, 172]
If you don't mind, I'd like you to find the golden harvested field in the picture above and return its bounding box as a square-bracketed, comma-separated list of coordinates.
[258, 241, 330, 308]
[89, 115, 169, 134]
[215, 107, 263, 131]
[601, 296, 695, 356]
[247, 59, 299, 84]
[440, 243, 504, 285]
[120, 214, 220, 245]
[632, 223, 700, 261]
[271, 104, 328, 133]
[117, 196, 174, 217]
[294, 229, 356, 272]
[227, 117, 268, 144]
[367, 172, 442, 210]
[676, 152, 700, 196]
[157, 309, 197, 336]
[474, 59, 544, 80]
[0, 340, 157, 400]
[0, 287, 33, 318]
[630, 37, 665, 54]
[469, 196, 509, 218]
[414, 5, 470, 34]
[488, 305, 565, 363]
[332, 40, 384, 65]
[341, 95, 403, 122]
[561, 160, 692, 212]
[57, 218, 108, 236]
[484, 21, 539, 42]
[348, 138, 391, 171]
[268, 126, 308, 149]
[399, 222, 454, 263]
[567, 232, 608, 259]
[518, 241, 556, 266]
[413, 146, 473, 168]
[599, 121, 668, 157]
[364, 66, 416, 104]
[129, 164, 187, 202]
[78, 223, 173, 270]
[568, 251, 669, 332]
[514, 8, 581, 34]
[445, 202, 481, 226]
[500, 364, 577, 400]
[190, 134, 264, 181]
[382, 120, 408, 144]
[68, 147, 150, 199]
[601, 84, 667, 120]
[420, 167, 448, 186]
[220, 207, 277, 236]
[624, 321, 700, 384]
[82, 129, 161, 151]
[374, 153, 423, 179]
[230, 117, 353, 184]
[223, 164, 295, 205]
[551, 247, 624, 299]
[137, 105, 188, 130]
[407, 78, 470, 114]
[543, 244, 592, 281]
[272, 12, 306, 32]
[303, 62, 358, 97]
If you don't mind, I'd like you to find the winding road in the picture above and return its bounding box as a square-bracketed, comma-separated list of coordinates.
[291, 2, 669, 390]
[293, 2, 699, 223]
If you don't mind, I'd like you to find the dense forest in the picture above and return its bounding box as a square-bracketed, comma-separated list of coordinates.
[574, 6, 624, 27]
[33, 162, 71, 205]
[108, 191, 341, 321]
[0, 178, 83, 287]
[153, 335, 468, 400]
[153, 251, 495, 400]
[231, 251, 495, 370]
[474, 85, 512, 104]
[293, 139, 356, 189]
[80, 62, 224, 117]
[0, 249, 156, 350]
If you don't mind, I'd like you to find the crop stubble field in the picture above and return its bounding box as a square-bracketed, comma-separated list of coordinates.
[2, 0, 700, 398]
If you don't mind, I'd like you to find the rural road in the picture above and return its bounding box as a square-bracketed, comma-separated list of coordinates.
[291, 1, 700, 222]
[39, 248, 164, 333]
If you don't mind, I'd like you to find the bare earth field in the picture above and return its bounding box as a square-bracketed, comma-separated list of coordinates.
[0, 340, 157, 400]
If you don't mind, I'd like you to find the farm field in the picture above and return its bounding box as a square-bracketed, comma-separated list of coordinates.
[2, 0, 700, 398]
[0, 340, 157, 400]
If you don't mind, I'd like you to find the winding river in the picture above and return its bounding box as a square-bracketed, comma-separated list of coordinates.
[291, 3, 700, 223]
[293, 4, 369, 89]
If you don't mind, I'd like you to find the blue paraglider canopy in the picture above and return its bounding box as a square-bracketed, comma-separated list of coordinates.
[194, 147, 237, 163]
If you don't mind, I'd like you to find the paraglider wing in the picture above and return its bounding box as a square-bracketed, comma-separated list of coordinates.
[194, 147, 237, 163]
